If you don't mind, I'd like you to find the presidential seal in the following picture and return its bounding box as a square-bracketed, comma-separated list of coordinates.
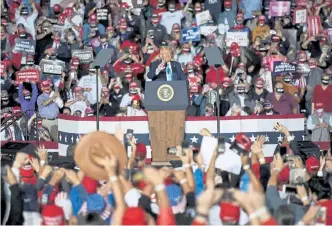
[157, 84, 174, 102]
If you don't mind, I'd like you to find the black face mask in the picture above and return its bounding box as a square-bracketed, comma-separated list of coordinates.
[19, 33, 27, 38]
[264, 108, 273, 113]
[1, 98, 9, 106]
[322, 79, 329, 85]
[24, 95, 31, 100]
[283, 78, 291, 83]
[124, 59, 132, 65]
[276, 88, 284, 94]
[237, 88, 245, 94]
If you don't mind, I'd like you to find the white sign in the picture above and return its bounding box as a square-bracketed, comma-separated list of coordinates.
[294, 8, 307, 24]
[195, 10, 212, 26]
[260, 70, 273, 93]
[225, 32, 249, 47]
[200, 26, 218, 36]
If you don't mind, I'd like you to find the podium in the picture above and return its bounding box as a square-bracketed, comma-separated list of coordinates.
[145, 81, 189, 163]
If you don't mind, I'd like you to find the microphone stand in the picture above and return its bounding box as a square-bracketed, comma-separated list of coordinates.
[94, 66, 101, 131]
[215, 64, 221, 138]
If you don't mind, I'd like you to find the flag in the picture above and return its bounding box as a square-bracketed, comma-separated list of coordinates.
[57, 114, 305, 159]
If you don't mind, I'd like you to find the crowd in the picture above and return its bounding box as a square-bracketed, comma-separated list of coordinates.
[0, 0, 332, 224]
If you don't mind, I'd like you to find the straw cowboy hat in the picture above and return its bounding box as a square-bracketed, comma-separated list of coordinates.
[74, 131, 127, 180]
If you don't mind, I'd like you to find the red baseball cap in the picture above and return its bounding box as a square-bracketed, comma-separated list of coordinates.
[234, 133, 252, 152]
[89, 13, 97, 23]
[82, 175, 98, 194]
[41, 205, 66, 225]
[40, 80, 51, 88]
[224, 0, 232, 7]
[278, 166, 290, 183]
[74, 86, 83, 93]
[258, 15, 266, 21]
[237, 62, 246, 69]
[53, 4, 61, 13]
[219, 202, 240, 223]
[315, 103, 324, 109]
[305, 157, 320, 173]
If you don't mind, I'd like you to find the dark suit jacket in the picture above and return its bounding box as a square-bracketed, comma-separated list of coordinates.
[95, 44, 118, 63]
[43, 42, 71, 63]
[147, 60, 187, 81]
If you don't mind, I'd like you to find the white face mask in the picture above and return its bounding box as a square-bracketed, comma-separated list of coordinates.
[225, 8, 231, 11]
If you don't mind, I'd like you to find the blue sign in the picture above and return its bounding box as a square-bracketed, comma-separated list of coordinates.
[181, 27, 201, 43]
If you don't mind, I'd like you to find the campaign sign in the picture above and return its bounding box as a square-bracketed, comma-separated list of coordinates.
[269, 1, 290, 17]
[71, 48, 94, 64]
[293, 8, 307, 24]
[272, 61, 296, 76]
[181, 27, 200, 43]
[0, 62, 5, 75]
[40, 59, 66, 75]
[195, 10, 212, 26]
[226, 32, 249, 47]
[16, 68, 40, 82]
[295, 63, 310, 76]
[308, 16, 322, 37]
[13, 39, 36, 55]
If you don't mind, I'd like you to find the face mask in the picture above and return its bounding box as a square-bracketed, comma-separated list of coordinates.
[256, 83, 263, 89]
[183, 48, 190, 53]
[44, 88, 52, 94]
[276, 88, 284, 93]
[89, 70, 96, 75]
[124, 59, 132, 65]
[27, 61, 34, 65]
[309, 63, 316, 69]
[19, 33, 27, 38]
[158, 1, 165, 7]
[315, 108, 324, 117]
[195, 7, 201, 12]
[187, 69, 194, 74]
[283, 77, 291, 83]
[151, 18, 159, 24]
[169, 6, 176, 12]
[1, 98, 9, 106]
[236, 19, 243, 25]
[54, 37, 61, 43]
[225, 8, 231, 11]
[259, 22, 265, 26]
[237, 88, 245, 94]
[68, 35, 75, 41]
[173, 28, 180, 33]
[322, 79, 329, 85]
[264, 107, 273, 113]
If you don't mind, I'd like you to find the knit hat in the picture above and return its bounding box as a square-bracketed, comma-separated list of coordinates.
[82, 176, 99, 194]
[41, 204, 66, 225]
[306, 157, 320, 173]
[122, 207, 147, 225]
[219, 202, 240, 223]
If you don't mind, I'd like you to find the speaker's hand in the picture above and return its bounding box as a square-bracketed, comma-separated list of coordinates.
[156, 61, 166, 75]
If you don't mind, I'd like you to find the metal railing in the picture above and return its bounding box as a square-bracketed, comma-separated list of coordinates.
[1, 109, 40, 146]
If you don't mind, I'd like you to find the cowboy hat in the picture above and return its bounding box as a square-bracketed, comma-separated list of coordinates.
[74, 131, 127, 180]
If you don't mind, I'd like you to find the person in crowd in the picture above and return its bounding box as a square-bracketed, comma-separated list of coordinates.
[65, 86, 90, 117]
[28, 116, 52, 141]
[312, 74, 332, 115]
[266, 82, 298, 114]
[77, 67, 103, 105]
[307, 102, 332, 142]
[93, 87, 119, 116]
[259, 99, 280, 115]
[37, 80, 62, 141]
[15, 0, 38, 40]
[18, 81, 37, 119]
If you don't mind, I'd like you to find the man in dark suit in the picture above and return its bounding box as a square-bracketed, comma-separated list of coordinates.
[94, 34, 117, 63]
[147, 42, 187, 81]
[43, 31, 71, 63]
